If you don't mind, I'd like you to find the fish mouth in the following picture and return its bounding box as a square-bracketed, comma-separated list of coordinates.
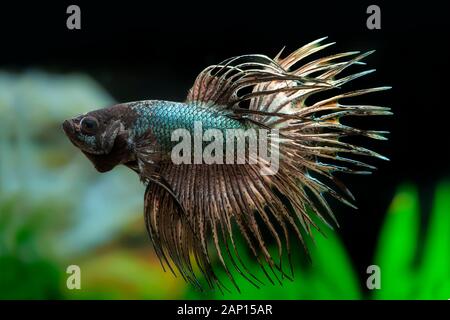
[62, 119, 81, 149]
[62, 119, 75, 135]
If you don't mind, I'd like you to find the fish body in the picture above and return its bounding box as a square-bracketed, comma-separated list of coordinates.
[128, 100, 246, 153]
[63, 38, 391, 291]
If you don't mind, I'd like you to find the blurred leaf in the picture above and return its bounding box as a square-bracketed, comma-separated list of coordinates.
[0, 195, 65, 299]
[374, 184, 419, 299]
[308, 223, 361, 299]
[0, 254, 62, 299]
[417, 182, 450, 299]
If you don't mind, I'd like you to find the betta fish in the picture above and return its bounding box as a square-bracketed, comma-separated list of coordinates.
[62, 37, 391, 291]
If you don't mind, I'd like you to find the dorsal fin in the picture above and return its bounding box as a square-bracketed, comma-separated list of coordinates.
[185, 52, 331, 114]
[185, 38, 379, 127]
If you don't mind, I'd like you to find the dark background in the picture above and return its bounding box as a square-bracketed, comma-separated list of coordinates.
[1, 1, 449, 293]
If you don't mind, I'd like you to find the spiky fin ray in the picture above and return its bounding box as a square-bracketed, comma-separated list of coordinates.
[142, 37, 391, 290]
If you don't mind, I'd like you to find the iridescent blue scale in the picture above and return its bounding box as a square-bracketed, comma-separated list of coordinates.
[129, 100, 245, 151]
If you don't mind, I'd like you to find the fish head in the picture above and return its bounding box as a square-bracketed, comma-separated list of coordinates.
[62, 104, 134, 172]
[62, 108, 124, 155]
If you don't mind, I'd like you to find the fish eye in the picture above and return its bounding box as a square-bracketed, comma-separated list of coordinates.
[80, 116, 99, 135]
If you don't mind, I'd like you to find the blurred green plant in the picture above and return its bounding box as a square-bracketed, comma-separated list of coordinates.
[0, 195, 64, 299]
[374, 183, 450, 299]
